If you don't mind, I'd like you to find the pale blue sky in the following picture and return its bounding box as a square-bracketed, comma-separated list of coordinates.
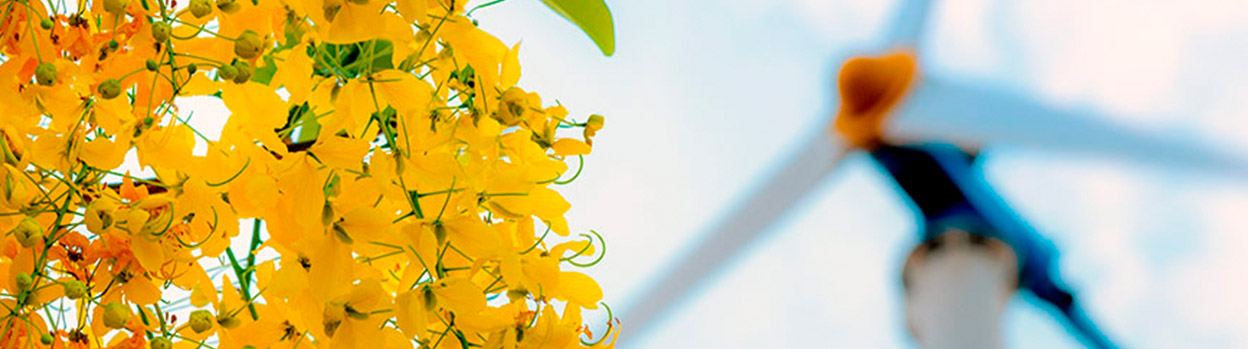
[471, 0, 1248, 347]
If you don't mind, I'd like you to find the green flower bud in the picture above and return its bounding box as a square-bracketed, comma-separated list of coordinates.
[507, 288, 528, 302]
[149, 337, 172, 349]
[97, 78, 122, 99]
[331, 223, 352, 244]
[494, 87, 529, 126]
[188, 309, 214, 333]
[40, 333, 53, 345]
[189, 0, 213, 18]
[34, 63, 56, 86]
[433, 223, 447, 247]
[321, 201, 334, 226]
[145, 59, 159, 71]
[109, 39, 119, 49]
[217, 64, 238, 80]
[215, 0, 240, 14]
[102, 302, 131, 329]
[322, 0, 342, 21]
[217, 312, 241, 329]
[12, 217, 43, 248]
[151, 22, 171, 42]
[186, 63, 198, 75]
[62, 280, 86, 299]
[322, 303, 344, 337]
[233, 30, 263, 59]
[39, 18, 53, 30]
[231, 60, 252, 84]
[422, 286, 436, 310]
[103, 0, 129, 14]
[15, 272, 32, 291]
[345, 305, 369, 320]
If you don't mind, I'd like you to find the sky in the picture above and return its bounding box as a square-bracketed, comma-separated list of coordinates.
[161, 0, 1248, 347]
[468, 0, 1248, 347]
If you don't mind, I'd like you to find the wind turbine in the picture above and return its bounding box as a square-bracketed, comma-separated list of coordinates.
[619, 0, 1248, 347]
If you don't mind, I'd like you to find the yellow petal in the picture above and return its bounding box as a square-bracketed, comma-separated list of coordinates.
[129, 233, 165, 273]
[190, 278, 215, 308]
[551, 138, 591, 156]
[555, 271, 602, 308]
[433, 277, 486, 314]
[79, 136, 128, 171]
[272, 43, 316, 104]
[372, 70, 432, 117]
[394, 0, 425, 25]
[310, 135, 370, 171]
[125, 209, 151, 235]
[123, 276, 162, 305]
[529, 187, 571, 236]
[500, 43, 521, 89]
[443, 215, 501, 259]
[393, 289, 427, 340]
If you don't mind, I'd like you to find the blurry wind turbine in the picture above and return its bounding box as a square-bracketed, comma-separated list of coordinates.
[619, 0, 1247, 347]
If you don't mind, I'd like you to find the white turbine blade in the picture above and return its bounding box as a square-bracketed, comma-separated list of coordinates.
[620, 130, 849, 341]
[890, 79, 1248, 177]
[884, 0, 936, 48]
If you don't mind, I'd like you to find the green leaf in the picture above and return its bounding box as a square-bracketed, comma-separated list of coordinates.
[538, 0, 615, 56]
[250, 55, 278, 85]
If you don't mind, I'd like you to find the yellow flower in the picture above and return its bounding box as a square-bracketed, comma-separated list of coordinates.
[0, 0, 616, 346]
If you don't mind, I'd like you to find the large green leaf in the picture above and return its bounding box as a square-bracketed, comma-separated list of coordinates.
[538, 0, 615, 56]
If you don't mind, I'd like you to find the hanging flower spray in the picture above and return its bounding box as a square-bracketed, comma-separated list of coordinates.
[0, 0, 617, 346]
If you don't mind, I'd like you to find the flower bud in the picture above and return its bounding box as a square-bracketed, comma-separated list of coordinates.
[217, 64, 238, 80]
[15, 272, 32, 291]
[39, 18, 53, 30]
[108, 39, 119, 49]
[321, 201, 334, 226]
[40, 333, 52, 345]
[345, 305, 369, 320]
[149, 337, 172, 349]
[332, 223, 353, 244]
[12, 217, 43, 248]
[217, 313, 241, 329]
[145, 59, 159, 71]
[494, 87, 528, 126]
[189, 0, 212, 18]
[215, 0, 240, 14]
[322, 303, 344, 336]
[102, 302, 131, 329]
[34, 63, 56, 86]
[62, 280, 86, 299]
[188, 309, 214, 333]
[151, 22, 171, 42]
[103, 0, 129, 14]
[186, 63, 198, 75]
[85, 200, 116, 233]
[433, 223, 446, 247]
[233, 30, 263, 59]
[422, 286, 436, 310]
[231, 60, 252, 84]
[322, 0, 342, 21]
[97, 78, 122, 99]
[584, 114, 604, 142]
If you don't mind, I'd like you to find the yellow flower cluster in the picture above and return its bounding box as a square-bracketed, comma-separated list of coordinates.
[0, 0, 614, 347]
